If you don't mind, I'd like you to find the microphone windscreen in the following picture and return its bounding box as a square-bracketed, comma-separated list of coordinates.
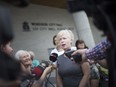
[72, 53, 82, 63]
[31, 65, 44, 80]
[64, 50, 74, 58]
[49, 53, 58, 62]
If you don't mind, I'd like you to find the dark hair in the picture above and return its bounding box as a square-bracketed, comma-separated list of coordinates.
[75, 40, 88, 49]
[0, 51, 21, 81]
[53, 35, 57, 46]
[0, 6, 14, 46]
[0, 6, 21, 84]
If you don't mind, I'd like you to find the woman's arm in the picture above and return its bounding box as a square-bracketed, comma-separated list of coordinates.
[96, 59, 108, 68]
[56, 69, 63, 87]
[79, 62, 90, 87]
[32, 66, 53, 87]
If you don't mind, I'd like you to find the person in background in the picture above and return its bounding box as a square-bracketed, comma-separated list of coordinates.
[28, 51, 40, 67]
[0, 5, 22, 87]
[56, 29, 90, 87]
[0, 41, 13, 57]
[75, 39, 100, 87]
[51, 35, 64, 56]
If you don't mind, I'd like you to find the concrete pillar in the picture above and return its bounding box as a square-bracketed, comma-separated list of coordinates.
[72, 11, 95, 48]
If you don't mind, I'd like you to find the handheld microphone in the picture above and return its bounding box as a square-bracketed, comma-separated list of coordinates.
[40, 61, 49, 68]
[64, 50, 74, 58]
[72, 53, 82, 63]
[49, 53, 58, 62]
[64, 50, 82, 63]
[31, 65, 44, 80]
[20, 65, 44, 87]
[31, 61, 51, 80]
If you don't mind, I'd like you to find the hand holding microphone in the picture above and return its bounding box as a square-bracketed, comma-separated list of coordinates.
[71, 49, 88, 62]
[31, 60, 55, 80]
[64, 49, 82, 63]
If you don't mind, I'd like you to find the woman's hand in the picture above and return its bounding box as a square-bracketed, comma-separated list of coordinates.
[43, 65, 54, 75]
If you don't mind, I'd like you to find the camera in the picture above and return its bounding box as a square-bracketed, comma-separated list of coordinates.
[64, 50, 82, 63]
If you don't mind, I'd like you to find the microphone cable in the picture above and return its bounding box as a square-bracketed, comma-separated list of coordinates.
[45, 71, 55, 87]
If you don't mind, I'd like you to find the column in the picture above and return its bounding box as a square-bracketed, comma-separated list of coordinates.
[72, 11, 95, 48]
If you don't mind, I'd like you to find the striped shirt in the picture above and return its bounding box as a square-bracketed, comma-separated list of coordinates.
[86, 39, 111, 60]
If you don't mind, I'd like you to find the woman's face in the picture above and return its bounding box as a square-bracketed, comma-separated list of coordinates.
[20, 52, 31, 66]
[77, 43, 85, 49]
[2, 42, 13, 56]
[59, 34, 72, 51]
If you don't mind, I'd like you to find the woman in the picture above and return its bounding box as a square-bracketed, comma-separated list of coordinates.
[51, 35, 64, 56]
[56, 30, 90, 87]
[75, 39, 100, 87]
[0, 41, 21, 87]
[15, 50, 32, 75]
[15, 50, 53, 87]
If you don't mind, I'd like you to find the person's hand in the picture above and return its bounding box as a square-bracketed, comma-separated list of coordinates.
[87, 59, 95, 64]
[43, 65, 54, 75]
[20, 63, 32, 75]
[71, 49, 88, 62]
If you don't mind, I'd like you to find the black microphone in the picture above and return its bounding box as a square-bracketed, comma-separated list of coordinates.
[49, 53, 58, 62]
[72, 53, 82, 63]
[40, 61, 50, 68]
[64, 50, 82, 63]
[64, 50, 74, 59]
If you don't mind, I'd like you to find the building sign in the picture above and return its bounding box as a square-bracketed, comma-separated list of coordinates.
[22, 21, 74, 31]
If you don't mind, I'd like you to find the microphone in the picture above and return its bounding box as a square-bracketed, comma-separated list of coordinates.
[49, 53, 58, 62]
[31, 61, 51, 80]
[40, 61, 49, 68]
[64, 49, 74, 58]
[64, 50, 82, 63]
[72, 53, 82, 63]
[31, 65, 44, 80]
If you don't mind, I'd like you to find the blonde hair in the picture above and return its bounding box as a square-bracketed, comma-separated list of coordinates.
[57, 29, 74, 44]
